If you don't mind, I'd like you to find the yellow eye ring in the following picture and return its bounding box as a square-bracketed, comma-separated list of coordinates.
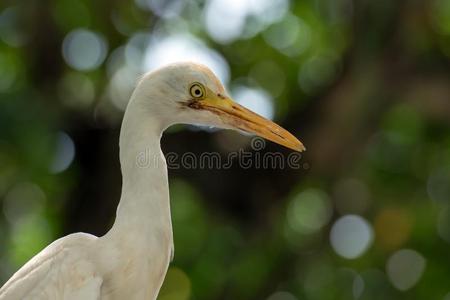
[189, 82, 205, 99]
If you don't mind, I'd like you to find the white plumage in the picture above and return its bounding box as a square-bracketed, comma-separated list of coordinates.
[0, 62, 303, 300]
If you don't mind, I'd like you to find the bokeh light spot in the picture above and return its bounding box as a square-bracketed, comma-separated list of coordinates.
[204, 0, 248, 44]
[9, 215, 52, 266]
[232, 85, 274, 120]
[247, 0, 289, 24]
[287, 188, 332, 235]
[0, 6, 28, 47]
[3, 182, 45, 225]
[353, 274, 365, 299]
[298, 54, 337, 94]
[144, 33, 230, 85]
[374, 208, 413, 251]
[204, 0, 288, 44]
[135, 0, 185, 19]
[108, 65, 138, 111]
[386, 249, 426, 291]
[50, 132, 75, 174]
[263, 14, 311, 57]
[330, 215, 374, 259]
[62, 29, 108, 71]
[58, 72, 95, 109]
[125, 32, 151, 70]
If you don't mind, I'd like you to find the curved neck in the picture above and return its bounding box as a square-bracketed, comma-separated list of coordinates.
[107, 95, 172, 244]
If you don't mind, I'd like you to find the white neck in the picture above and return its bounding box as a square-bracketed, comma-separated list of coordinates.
[106, 93, 173, 247]
[94, 87, 175, 299]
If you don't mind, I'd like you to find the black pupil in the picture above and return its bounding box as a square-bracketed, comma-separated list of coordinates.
[194, 88, 201, 95]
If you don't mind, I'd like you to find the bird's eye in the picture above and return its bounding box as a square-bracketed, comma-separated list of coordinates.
[189, 83, 205, 99]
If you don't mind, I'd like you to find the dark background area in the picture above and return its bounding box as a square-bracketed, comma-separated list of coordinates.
[0, 0, 450, 299]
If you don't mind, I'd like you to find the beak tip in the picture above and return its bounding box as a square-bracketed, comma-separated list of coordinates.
[285, 140, 305, 152]
[297, 143, 306, 152]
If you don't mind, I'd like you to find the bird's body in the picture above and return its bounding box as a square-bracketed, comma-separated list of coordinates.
[0, 63, 303, 300]
[0, 233, 104, 299]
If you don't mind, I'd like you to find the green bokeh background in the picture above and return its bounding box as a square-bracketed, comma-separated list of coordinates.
[1, 0, 450, 299]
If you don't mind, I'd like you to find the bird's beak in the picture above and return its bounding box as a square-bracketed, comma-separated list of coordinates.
[192, 94, 305, 152]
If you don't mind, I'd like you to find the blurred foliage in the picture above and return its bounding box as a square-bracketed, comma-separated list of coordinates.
[0, 0, 450, 299]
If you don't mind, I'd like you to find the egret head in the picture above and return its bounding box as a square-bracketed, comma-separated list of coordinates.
[135, 62, 305, 152]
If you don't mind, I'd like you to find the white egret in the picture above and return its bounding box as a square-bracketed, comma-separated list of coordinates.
[0, 62, 304, 299]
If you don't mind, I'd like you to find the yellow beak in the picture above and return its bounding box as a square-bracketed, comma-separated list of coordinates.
[193, 94, 305, 152]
